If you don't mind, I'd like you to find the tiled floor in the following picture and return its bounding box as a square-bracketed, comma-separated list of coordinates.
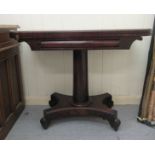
[6, 105, 155, 140]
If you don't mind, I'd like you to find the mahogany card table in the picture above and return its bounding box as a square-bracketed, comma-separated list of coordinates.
[11, 29, 151, 131]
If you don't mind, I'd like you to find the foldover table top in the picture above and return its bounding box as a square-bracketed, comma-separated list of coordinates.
[11, 29, 151, 50]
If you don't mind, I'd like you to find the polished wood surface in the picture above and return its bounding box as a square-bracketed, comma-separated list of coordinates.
[0, 27, 24, 139]
[73, 50, 88, 104]
[11, 29, 151, 50]
[12, 29, 151, 131]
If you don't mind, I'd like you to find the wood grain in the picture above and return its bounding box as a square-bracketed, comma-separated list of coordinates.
[0, 29, 24, 139]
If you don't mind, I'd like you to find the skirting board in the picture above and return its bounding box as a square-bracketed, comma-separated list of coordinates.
[25, 95, 141, 105]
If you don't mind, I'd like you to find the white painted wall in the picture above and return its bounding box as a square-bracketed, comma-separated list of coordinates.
[0, 14, 154, 105]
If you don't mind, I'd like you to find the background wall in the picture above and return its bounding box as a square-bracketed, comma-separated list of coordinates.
[0, 14, 154, 105]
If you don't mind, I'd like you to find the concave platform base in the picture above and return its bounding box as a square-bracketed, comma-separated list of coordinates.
[40, 92, 121, 131]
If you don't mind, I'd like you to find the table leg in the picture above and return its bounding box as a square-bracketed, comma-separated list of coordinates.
[40, 49, 121, 131]
[73, 49, 89, 106]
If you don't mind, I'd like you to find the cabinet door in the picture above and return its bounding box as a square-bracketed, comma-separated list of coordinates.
[0, 60, 12, 127]
[9, 53, 22, 110]
[0, 79, 5, 127]
[0, 35, 24, 139]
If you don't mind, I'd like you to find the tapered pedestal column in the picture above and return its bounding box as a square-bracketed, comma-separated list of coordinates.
[40, 49, 121, 131]
[73, 49, 89, 106]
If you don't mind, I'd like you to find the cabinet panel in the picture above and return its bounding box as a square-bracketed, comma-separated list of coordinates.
[0, 79, 5, 127]
[9, 55, 21, 108]
[0, 60, 12, 122]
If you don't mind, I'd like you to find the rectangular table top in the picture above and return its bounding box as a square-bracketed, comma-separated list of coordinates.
[10, 29, 151, 50]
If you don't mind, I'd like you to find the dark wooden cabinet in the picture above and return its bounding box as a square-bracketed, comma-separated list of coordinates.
[0, 26, 25, 139]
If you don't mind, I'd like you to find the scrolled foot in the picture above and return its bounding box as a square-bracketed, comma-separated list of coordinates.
[102, 93, 114, 108]
[40, 117, 50, 129]
[109, 118, 121, 131]
[49, 93, 59, 107]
